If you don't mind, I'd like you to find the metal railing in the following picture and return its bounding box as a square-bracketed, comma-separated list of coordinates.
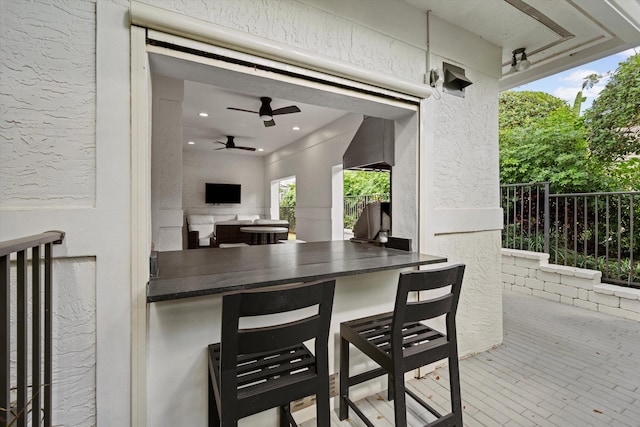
[1, 231, 64, 427]
[279, 206, 296, 232]
[501, 183, 639, 288]
[343, 193, 390, 229]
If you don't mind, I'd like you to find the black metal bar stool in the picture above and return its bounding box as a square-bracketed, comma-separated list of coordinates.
[339, 264, 465, 426]
[207, 279, 335, 427]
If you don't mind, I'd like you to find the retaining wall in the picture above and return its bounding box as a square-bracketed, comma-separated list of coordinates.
[502, 248, 640, 321]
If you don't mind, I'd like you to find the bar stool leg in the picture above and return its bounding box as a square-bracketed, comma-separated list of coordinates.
[208, 373, 220, 427]
[279, 405, 291, 427]
[449, 352, 464, 425]
[391, 371, 407, 427]
[316, 384, 330, 426]
[339, 336, 349, 420]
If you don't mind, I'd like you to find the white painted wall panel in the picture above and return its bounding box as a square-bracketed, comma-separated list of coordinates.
[0, 1, 96, 207]
[182, 150, 266, 217]
[140, 0, 426, 82]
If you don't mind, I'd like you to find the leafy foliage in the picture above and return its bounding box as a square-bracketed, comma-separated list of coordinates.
[343, 170, 390, 197]
[499, 91, 568, 129]
[500, 100, 606, 193]
[280, 183, 296, 206]
[583, 54, 640, 162]
[604, 157, 640, 191]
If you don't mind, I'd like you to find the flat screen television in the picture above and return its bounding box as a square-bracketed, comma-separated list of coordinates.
[205, 183, 241, 204]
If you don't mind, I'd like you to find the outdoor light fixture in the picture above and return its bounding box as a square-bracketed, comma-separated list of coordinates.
[510, 48, 531, 73]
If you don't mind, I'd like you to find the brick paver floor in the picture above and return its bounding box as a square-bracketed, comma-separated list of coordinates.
[304, 288, 640, 426]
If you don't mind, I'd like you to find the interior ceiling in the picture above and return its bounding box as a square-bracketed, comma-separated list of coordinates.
[182, 81, 349, 155]
[407, 0, 640, 89]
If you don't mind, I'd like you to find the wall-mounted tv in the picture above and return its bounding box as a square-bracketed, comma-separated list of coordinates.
[205, 183, 241, 204]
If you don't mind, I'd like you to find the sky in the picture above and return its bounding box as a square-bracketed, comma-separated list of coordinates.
[512, 46, 639, 113]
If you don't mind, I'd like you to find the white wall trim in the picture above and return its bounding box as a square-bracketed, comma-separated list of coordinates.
[130, 25, 150, 427]
[433, 207, 503, 235]
[130, 1, 432, 99]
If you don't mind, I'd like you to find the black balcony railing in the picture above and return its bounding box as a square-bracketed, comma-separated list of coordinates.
[343, 194, 390, 230]
[1, 231, 64, 427]
[501, 182, 639, 288]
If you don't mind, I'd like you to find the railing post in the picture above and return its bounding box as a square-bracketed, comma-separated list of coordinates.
[1, 255, 9, 427]
[544, 182, 550, 254]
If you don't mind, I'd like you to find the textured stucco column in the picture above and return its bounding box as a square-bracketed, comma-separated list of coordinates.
[151, 75, 184, 251]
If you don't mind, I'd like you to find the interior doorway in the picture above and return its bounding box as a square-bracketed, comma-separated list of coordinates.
[271, 176, 296, 239]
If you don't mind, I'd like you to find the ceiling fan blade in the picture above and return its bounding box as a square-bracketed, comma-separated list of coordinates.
[263, 119, 276, 127]
[214, 141, 226, 145]
[214, 147, 227, 150]
[271, 105, 301, 115]
[236, 146, 257, 151]
[227, 107, 259, 114]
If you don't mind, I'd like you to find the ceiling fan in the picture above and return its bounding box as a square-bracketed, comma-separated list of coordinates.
[213, 136, 256, 152]
[227, 96, 301, 127]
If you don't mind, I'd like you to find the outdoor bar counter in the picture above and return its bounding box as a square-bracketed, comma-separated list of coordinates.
[146, 241, 447, 426]
[148, 240, 446, 302]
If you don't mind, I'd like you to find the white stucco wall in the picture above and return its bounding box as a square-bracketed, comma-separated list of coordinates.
[1, 2, 131, 426]
[0, 0, 504, 425]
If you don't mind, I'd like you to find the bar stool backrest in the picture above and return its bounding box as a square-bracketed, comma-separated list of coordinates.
[391, 264, 465, 347]
[220, 279, 336, 370]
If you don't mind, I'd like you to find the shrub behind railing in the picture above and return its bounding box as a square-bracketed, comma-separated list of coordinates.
[501, 183, 639, 288]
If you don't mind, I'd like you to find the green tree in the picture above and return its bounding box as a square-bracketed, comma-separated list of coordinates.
[572, 73, 602, 116]
[499, 91, 568, 129]
[500, 92, 607, 193]
[280, 183, 295, 206]
[343, 170, 390, 197]
[584, 53, 640, 162]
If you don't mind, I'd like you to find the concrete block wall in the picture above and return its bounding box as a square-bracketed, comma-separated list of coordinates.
[502, 248, 640, 321]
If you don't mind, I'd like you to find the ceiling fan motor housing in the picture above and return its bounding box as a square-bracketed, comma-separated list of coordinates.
[259, 97, 273, 120]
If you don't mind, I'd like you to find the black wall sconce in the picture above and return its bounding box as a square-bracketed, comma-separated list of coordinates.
[442, 62, 473, 98]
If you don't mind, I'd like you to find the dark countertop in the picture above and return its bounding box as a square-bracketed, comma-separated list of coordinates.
[147, 240, 447, 303]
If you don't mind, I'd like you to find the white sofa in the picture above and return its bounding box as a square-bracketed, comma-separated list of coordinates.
[186, 214, 288, 248]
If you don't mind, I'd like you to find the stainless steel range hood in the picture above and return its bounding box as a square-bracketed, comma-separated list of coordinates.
[343, 117, 394, 171]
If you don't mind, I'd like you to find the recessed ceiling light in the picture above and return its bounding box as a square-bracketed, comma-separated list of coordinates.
[198, 112, 209, 117]
[257, 148, 264, 152]
[187, 141, 195, 145]
[292, 126, 300, 131]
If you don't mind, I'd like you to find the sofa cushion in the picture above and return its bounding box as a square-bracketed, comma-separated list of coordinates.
[215, 214, 236, 222]
[254, 219, 289, 226]
[236, 214, 260, 221]
[215, 219, 254, 226]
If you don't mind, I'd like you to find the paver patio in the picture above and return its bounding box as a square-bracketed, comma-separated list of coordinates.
[303, 288, 640, 426]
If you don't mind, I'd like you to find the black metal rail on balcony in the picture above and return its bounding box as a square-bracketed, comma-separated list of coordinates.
[501, 182, 639, 288]
[343, 193, 390, 230]
[1, 231, 64, 427]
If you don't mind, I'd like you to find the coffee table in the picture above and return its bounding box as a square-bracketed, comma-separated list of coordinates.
[239, 226, 288, 245]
